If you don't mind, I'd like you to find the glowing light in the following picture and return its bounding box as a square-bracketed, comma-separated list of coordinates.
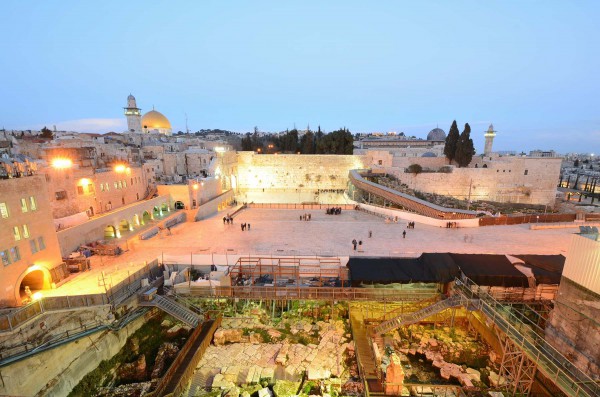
[114, 164, 126, 173]
[32, 292, 43, 301]
[193, 184, 199, 190]
[214, 147, 225, 153]
[79, 178, 90, 185]
[51, 158, 73, 169]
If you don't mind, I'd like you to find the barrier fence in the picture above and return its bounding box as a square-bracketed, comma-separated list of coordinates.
[247, 203, 356, 210]
[107, 259, 162, 306]
[479, 213, 576, 226]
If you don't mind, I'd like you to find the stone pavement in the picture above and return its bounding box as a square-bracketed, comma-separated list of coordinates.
[46, 208, 576, 296]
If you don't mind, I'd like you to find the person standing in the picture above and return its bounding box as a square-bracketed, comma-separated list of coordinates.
[368, 230, 372, 238]
[402, 230, 406, 239]
[352, 239, 357, 251]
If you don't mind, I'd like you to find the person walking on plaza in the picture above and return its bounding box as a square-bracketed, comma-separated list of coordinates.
[352, 239, 357, 251]
[402, 230, 406, 239]
[368, 230, 372, 238]
[247, 223, 251, 231]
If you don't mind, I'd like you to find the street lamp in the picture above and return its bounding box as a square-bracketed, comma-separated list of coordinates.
[51, 158, 73, 169]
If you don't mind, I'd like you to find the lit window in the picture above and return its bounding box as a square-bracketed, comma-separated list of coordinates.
[123, 180, 127, 188]
[100, 184, 104, 192]
[0, 202, 9, 218]
[38, 236, 46, 250]
[13, 226, 21, 241]
[77, 186, 84, 195]
[20, 198, 28, 213]
[23, 224, 30, 239]
[88, 184, 95, 193]
[10, 247, 20, 262]
[105, 183, 109, 191]
[118, 181, 123, 189]
[29, 196, 37, 211]
[0, 250, 10, 266]
[114, 182, 118, 189]
[30, 239, 38, 254]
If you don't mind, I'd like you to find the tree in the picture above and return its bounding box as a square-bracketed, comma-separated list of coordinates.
[574, 159, 580, 167]
[40, 126, 53, 139]
[241, 133, 253, 151]
[444, 120, 459, 164]
[300, 130, 315, 154]
[407, 164, 423, 175]
[455, 123, 475, 167]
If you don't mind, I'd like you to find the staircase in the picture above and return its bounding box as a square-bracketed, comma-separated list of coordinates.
[141, 295, 201, 327]
[374, 295, 464, 335]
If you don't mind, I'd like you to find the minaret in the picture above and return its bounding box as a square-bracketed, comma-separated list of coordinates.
[484, 123, 496, 156]
[124, 94, 142, 133]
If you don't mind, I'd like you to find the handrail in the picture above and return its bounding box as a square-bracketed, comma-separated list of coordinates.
[455, 276, 600, 397]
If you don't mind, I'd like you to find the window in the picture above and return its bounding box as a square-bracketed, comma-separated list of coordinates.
[29, 196, 37, 211]
[100, 184, 104, 192]
[0, 250, 10, 266]
[22, 224, 30, 239]
[123, 180, 127, 188]
[13, 226, 21, 241]
[131, 178, 134, 185]
[10, 247, 20, 262]
[30, 239, 38, 254]
[88, 184, 95, 193]
[524, 169, 528, 175]
[105, 183, 109, 191]
[20, 198, 28, 213]
[38, 236, 46, 250]
[118, 181, 123, 189]
[378, 160, 383, 165]
[0, 202, 8, 218]
[114, 182, 118, 189]
[55, 190, 67, 200]
[77, 185, 84, 195]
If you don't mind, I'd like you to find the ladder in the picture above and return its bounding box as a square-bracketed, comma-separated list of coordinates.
[141, 295, 201, 327]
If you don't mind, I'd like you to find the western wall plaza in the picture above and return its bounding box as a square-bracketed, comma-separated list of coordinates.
[0, 96, 599, 397]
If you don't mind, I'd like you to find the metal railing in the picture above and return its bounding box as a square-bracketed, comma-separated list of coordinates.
[0, 293, 109, 333]
[455, 276, 600, 397]
[107, 259, 162, 306]
[179, 285, 439, 302]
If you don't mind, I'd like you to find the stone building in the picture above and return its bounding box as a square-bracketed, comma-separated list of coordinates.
[0, 175, 64, 307]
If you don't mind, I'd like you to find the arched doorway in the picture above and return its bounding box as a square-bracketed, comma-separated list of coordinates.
[104, 225, 117, 238]
[15, 265, 51, 305]
[133, 214, 140, 226]
[119, 219, 131, 233]
[161, 203, 170, 213]
[153, 206, 162, 218]
[142, 210, 152, 224]
[174, 201, 185, 210]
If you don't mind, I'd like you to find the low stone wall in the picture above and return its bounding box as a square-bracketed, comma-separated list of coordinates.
[195, 190, 235, 221]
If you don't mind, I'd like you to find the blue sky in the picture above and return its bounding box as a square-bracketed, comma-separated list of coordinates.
[1, 1, 599, 153]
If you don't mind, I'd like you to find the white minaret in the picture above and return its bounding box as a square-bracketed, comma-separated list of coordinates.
[124, 94, 142, 133]
[484, 123, 496, 156]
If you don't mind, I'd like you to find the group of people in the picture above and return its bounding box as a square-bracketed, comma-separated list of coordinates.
[222, 215, 234, 224]
[241, 223, 251, 231]
[385, 216, 399, 223]
[351, 239, 363, 251]
[300, 213, 312, 221]
[326, 207, 343, 215]
[406, 221, 416, 229]
[446, 222, 459, 228]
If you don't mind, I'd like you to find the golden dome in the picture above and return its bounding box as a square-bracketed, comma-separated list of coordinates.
[141, 110, 171, 130]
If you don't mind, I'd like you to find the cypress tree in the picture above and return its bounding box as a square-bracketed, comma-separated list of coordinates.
[444, 120, 460, 164]
[455, 123, 475, 167]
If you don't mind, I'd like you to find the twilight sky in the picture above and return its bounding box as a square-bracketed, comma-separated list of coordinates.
[1, 1, 599, 153]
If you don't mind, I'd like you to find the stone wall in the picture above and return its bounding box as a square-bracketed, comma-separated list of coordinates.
[0, 312, 146, 397]
[236, 152, 365, 193]
[370, 155, 561, 206]
[545, 277, 600, 378]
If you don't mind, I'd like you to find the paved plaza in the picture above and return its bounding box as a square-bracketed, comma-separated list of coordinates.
[46, 208, 577, 297]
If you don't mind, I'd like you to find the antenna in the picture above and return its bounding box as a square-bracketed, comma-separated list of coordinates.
[185, 113, 189, 134]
